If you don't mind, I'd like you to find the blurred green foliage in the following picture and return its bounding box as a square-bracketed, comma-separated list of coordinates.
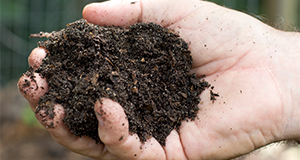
[21, 105, 41, 127]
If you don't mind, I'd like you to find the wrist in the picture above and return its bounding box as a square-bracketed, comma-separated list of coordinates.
[285, 32, 300, 141]
[273, 31, 300, 141]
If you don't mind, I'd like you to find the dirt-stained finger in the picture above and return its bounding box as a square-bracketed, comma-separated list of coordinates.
[28, 47, 47, 70]
[35, 103, 112, 159]
[94, 99, 130, 147]
[94, 99, 165, 159]
[17, 72, 48, 111]
[164, 130, 188, 160]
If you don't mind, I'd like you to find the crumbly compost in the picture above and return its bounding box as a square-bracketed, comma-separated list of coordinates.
[30, 19, 210, 146]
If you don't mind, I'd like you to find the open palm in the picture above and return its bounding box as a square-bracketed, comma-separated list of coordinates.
[18, 0, 300, 159]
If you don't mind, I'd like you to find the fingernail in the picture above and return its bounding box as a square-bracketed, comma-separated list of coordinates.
[95, 111, 104, 126]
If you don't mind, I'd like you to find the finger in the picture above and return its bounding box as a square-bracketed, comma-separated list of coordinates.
[35, 104, 114, 159]
[82, 0, 142, 27]
[82, 0, 205, 27]
[164, 130, 188, 160]
[95, 99, 165, 159]
[17, 72, 48, 111]
[28, 47, 47, 70]
[18, 47, 48, 110]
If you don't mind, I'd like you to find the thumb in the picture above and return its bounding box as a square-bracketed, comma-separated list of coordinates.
[82, 0, 204, 27]
[82, 0, 141, 27]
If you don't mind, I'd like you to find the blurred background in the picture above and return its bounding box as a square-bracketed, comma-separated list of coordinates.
[0, 0, 299, 159]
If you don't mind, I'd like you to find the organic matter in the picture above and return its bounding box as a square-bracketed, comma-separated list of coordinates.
[29, 19, 211, 146]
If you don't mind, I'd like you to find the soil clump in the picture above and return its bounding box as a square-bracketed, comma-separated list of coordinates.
[29, 19, 211, 146]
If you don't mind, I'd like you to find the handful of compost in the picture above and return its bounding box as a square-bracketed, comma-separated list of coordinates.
[28, 19, 210, 146]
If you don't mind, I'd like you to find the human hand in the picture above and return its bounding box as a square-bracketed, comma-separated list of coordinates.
[18, 0, 300, 159]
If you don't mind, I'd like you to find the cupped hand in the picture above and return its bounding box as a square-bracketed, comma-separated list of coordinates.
[18, 0, 300, 159]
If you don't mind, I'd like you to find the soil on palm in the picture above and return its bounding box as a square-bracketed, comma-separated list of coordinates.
[28, 19, 211, 146]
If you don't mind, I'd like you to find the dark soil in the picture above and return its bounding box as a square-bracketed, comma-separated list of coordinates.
[29, 19, 210, 146]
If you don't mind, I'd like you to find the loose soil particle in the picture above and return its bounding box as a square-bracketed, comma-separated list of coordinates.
[29, 19, 211, 146]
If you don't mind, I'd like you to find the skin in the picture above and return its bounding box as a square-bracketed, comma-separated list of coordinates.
[17, 0, 300, 159]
